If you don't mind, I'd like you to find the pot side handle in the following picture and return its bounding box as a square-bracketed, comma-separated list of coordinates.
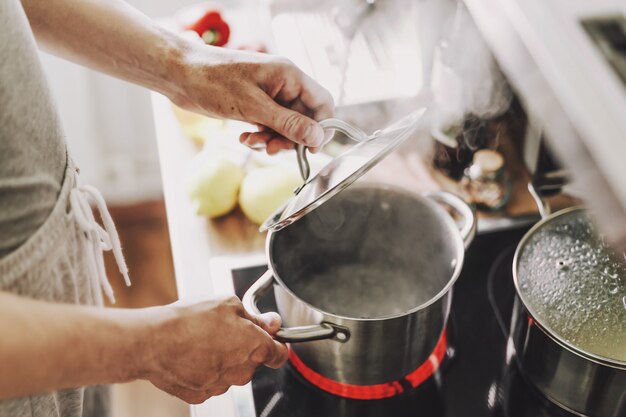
[242, 270, 337, 343]
[425, 191, 477, 249]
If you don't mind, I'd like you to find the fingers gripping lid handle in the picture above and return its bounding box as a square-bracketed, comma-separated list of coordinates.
[296, 118, 368, 182]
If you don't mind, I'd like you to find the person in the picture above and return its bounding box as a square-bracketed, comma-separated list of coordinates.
[0, 0, 334, 416]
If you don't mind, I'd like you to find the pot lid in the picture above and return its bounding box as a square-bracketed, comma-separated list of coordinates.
[260, 109, 425, 232]
[514, 208, 626, 365]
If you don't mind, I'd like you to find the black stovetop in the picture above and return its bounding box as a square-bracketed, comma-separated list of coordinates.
[228, 228, 576, 417]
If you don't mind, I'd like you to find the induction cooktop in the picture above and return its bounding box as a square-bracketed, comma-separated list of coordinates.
[209, 228, 576, 417]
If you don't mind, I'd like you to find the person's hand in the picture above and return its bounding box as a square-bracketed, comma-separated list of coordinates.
[171, 44, 334, 154]
[141, 296, 288, 404]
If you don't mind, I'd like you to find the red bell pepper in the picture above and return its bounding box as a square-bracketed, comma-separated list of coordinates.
[186, 10, 230, 47]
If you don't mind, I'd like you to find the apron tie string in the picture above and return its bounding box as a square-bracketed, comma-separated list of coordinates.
[70, 185, 131, 303]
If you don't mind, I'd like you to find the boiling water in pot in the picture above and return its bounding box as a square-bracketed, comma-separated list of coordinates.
[271, 187, 459, 319]
[517, 210, 626, 362]
[293, 263, 436, 318]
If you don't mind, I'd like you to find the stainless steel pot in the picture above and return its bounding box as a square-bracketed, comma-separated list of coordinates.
[512, 207, 626, 417]
[243, 183, 476, 386]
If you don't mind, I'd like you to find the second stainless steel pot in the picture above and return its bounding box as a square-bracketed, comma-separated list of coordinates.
[243, 183, 476, 386]
[512, 207, 626, 416]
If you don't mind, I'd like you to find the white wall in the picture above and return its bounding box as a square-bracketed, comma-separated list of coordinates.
[40, 0, 202, 204]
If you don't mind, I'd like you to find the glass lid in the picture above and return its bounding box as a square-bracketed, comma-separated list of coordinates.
[515, 208, 626, 364]
[260, 108, 426, 232]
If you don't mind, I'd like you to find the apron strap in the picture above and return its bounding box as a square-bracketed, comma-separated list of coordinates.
[70, 185, 131, 304]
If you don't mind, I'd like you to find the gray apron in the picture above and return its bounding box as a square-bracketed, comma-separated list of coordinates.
[0, 156, 130, 417]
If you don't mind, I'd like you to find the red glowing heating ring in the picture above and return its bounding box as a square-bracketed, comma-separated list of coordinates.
[288, 329, 448, 400]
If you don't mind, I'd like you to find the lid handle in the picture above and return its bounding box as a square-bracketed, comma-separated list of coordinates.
[296, 118, 368, 182]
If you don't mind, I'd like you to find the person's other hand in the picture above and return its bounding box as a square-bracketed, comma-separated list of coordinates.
[171, 45, 334, 154]
[142, 296, 288, 404]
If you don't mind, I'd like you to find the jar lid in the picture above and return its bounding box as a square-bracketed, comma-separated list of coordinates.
[515, 208, 626, 365]
[472, 149, 504, 174]
[260, 109, 425, 232]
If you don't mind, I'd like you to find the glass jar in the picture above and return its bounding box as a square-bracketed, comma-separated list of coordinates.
[461, 149, 512, 211]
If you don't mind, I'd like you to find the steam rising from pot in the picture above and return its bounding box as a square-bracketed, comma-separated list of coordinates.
[420, 0, 514, 148]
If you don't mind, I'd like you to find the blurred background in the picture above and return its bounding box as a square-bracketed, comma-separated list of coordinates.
[41, 0, 200, 203]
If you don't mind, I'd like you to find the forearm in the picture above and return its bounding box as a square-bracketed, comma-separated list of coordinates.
[21, 0, 191, 100]
[21, 0, 333, 150]
[0, 291, 155, 400]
